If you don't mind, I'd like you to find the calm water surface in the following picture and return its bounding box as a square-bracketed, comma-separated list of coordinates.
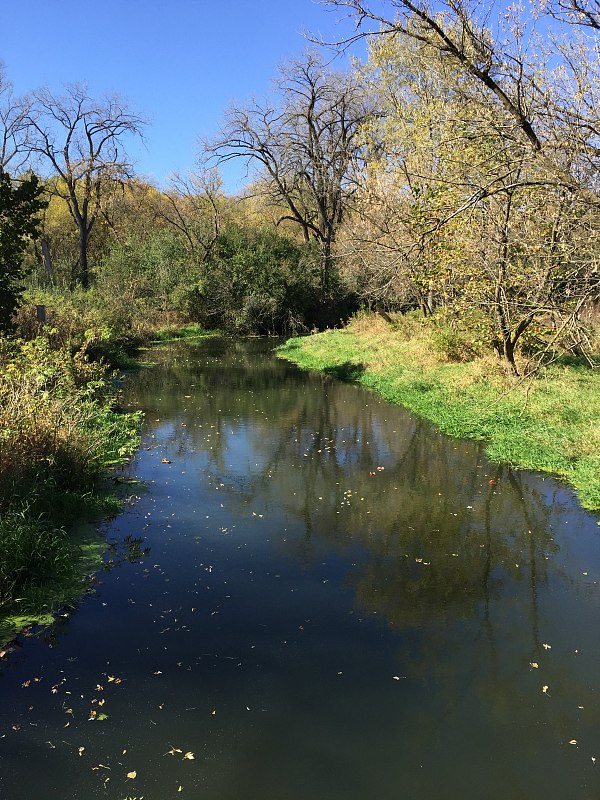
[1, 338, 599, 799]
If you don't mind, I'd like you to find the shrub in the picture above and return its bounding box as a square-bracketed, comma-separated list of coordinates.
[0, 336, 141, 511]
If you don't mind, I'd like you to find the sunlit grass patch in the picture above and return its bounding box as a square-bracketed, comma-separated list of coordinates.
[152, 323, 217, 342]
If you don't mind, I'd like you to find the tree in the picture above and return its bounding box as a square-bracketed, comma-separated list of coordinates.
[157, 167, 225, 263]
[207, 51, 373, 292]
[322, 0, 600, 373]
[0, 172, 46, 332]
[0, 64, 32, 175]
[27, 84, 144, 288]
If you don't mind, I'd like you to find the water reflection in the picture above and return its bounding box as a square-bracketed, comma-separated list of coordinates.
[0, 337, 598, 800]
[130, 339, 563, 642]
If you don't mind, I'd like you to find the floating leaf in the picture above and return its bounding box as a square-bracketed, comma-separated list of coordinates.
[183, 751, 195, 760]
[126, 770, 137, 780]
[569, 740, 578, 745]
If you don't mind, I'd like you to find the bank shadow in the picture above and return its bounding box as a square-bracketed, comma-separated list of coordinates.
[323, 361, 366, 382]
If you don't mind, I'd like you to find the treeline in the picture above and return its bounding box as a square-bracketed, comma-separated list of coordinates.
[3, 1, 600, 371]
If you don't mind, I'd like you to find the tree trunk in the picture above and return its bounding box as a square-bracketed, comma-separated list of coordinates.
[321, 238, 333, 294]
[41, 238, 53, 284]
[503, 336, 519, 376]
[78, 225, 89, 289]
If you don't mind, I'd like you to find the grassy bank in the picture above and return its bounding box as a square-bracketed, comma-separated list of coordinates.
[0, 334, 143, 644]
[278, 314, 600, 511]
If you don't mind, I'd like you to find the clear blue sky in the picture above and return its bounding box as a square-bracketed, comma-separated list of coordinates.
[1, 0, 362, 192]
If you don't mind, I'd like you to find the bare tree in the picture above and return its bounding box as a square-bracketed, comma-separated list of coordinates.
[158, 167, 224, 262]
[206, 51, 374, 292]
[539, 0, 600, 29]
[27, 83, 144, 288]
[0, 64, 32, 175]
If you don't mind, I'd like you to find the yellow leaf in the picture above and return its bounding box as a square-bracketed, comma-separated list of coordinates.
[529, 662, 539, 669]
[569, 740, 578, 745]
[183, 751, 195, 760]
[126, 770, 137, 780]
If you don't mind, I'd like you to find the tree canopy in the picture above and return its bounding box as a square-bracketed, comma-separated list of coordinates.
[0, 172, 46, 332]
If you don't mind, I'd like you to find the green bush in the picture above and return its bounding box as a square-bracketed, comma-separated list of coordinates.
[0, 336, 141, 510]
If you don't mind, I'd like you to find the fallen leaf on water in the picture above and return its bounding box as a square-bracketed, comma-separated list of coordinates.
[542, 685, 550, 695]
[78, 747, 85, 756]
[126, 770, 137, 780]
[183, 751, 195, 760]
[161, 458, 173, 464]
[569, 740, 578, 745]
[542, 643, 552, 650]
[530, 662, 539, 669]
[165, 746, 182, 756]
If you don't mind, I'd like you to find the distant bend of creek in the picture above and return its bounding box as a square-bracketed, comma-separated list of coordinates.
[1, 337, 599, 800]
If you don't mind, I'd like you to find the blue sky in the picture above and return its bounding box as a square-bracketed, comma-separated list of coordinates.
[1, 0, 362, 192]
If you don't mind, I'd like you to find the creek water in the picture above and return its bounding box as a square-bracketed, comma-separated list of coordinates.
[1, 337, 599, 800]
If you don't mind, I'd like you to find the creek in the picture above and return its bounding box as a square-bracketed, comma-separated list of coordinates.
[1, 337, 599, 799]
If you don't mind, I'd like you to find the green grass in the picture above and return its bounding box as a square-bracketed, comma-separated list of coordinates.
[0, 477, 147, 646]
[151, 323, 217, 343]
[277, 317, 600, 510]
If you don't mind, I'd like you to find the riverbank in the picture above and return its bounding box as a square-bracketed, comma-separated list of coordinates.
[0, 333, 147, 643]
[0, 325, 218, 645]
[277, 314, 600, 511]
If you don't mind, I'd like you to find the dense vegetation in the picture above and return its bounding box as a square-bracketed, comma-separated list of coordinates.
[1, 1, 600, 633]
[0, 333, 141, 635]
